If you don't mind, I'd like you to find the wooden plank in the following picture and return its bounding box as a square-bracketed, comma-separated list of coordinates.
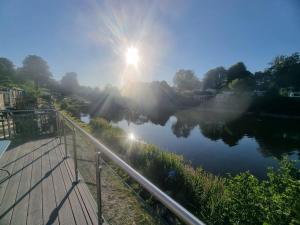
[48, 139, 76, 225]
[0, 142, 29, 225]
[0, 143, 26, 203]
[10, 150, 34, 225]
[56, 140, 98, 225]
[54, 142, 88, 225]
[56, 141, 95, 225]
[41, 140, 59, 225]
[27, 140, 44, 225]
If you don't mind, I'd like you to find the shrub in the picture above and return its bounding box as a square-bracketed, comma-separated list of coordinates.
[224, 157, 300, 225]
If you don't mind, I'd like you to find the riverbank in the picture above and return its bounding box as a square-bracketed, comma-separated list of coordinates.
[62, 110, 300, 225]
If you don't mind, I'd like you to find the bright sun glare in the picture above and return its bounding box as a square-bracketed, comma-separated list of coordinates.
[126, 47, 140, 67]
[128, 132, 136, 141]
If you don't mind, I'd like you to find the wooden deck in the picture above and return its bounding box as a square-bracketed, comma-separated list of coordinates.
[0, 137, 98, 225]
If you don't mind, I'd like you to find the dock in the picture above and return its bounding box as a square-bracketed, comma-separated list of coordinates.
[0, 137, 98, 225]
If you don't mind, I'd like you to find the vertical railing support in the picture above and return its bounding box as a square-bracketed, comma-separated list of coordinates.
[7, 113, 11, 138]
[59, 119, 63, 144]
[72, 127, 79, 183]
[2, 118, 6, 139]
[96, 152, 103, 225]
[55, 111, 60, 138]
[62, 120, 68, 158]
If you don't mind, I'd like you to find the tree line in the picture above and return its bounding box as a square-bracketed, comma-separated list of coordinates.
[173, 52, 300, 94]
[0, 55, 103, 107]
[1, 52, 300, 113]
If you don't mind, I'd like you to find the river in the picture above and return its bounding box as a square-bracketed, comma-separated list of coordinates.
[82, 109, 300, 179]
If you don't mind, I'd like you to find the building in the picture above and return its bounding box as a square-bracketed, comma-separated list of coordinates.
[0, 87, 24, 109]
[0, 92, 5, 110]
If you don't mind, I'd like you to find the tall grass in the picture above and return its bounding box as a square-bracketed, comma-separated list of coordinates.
[90, 117, 226, 224]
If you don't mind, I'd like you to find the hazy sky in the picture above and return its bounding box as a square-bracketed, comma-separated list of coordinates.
[1, 0, 300, 87]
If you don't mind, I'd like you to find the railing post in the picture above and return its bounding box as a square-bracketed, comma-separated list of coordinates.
[62, 120, 68, 158]
[56, 111, 60, 138]
[7, 113, 11, 138]
[96, 152, 103, 225]
[2, 117, 6, 139]
[72, 127, 79, 183]
[59, 119, 63, 144]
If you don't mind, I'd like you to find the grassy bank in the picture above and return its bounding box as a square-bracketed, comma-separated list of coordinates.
[61, 110, 300, 225]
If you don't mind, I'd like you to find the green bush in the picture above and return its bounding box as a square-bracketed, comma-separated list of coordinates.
[225, 158, 300, 225]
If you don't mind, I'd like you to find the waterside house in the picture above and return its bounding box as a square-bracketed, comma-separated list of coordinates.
[0, 87, 24, 110]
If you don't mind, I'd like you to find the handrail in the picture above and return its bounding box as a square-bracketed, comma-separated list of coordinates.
[58, 111, 205, 225]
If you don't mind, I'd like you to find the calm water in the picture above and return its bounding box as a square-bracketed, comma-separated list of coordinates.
[84, 109, 300, 178]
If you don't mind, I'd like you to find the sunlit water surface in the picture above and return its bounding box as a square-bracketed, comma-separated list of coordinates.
[83, 111, 300, 178]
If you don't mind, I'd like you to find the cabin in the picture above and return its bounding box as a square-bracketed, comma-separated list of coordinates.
[0, 93, 5, 110]
[0, 87, 24, 109]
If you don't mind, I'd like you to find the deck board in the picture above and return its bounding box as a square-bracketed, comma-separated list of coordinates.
[27, 140, 44, 225]
[54, 141, 88, 225]
[0, 138, 98, 225]
[56, 142, 96, 225]
[0, 144, 26, 225]
[0, 143, 24, 204]
[57, 141, 99, 225]
[48, 139, 76, 225]
[10, 151, 33, 225]
[42, 140, 59, 225]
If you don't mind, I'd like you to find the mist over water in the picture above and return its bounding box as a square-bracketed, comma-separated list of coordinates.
[86, 108, 300, 179]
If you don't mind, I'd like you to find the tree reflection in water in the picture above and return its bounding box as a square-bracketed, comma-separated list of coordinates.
[93, 107, 300, 160]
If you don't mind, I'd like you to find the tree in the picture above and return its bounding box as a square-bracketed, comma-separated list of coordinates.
[227, 62, 252, 82]
[267, 52, 300, 88]
[0, 57, 15, 85]
[229, 77, 255, 92]
[173, 69, 201, 91]
[18, 55, 52, 87]
[60, 72, 79, 95]
[202, 66, 227, 90]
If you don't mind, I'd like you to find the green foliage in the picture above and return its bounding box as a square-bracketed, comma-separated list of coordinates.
[227, 62, 249, 82]
[268, 53, 300, 88]
[225, 157, 300, 225]
[0, 57, 15, 84]
[225, 172, 265, 224]
[173, 69, 201, 90]
[60, 72, 79, 95]
[18, 55, 52, 87]
[202, 66, 227, 90]
[59, 97, 89, 117]
[229, 77, 255, 92]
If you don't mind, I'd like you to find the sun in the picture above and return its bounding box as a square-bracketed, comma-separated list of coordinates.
[125, 47, 140, 67]
[128, 132, 136, 141]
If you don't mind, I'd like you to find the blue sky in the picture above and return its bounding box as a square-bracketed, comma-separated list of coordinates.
[0, 0, 300, 87]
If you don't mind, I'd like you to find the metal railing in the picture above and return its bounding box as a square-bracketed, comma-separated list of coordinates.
[57, 111, 205, 225]
[0, 109, 57, 140]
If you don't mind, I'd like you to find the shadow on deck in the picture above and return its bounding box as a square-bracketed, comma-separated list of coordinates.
[0, 138, 98, 225]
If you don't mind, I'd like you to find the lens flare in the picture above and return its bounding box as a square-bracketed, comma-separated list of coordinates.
[128, 132, 136, 141]
[126, 47, 140, 67]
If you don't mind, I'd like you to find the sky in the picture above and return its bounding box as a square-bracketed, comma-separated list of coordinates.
[0, 0, 300, 87]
